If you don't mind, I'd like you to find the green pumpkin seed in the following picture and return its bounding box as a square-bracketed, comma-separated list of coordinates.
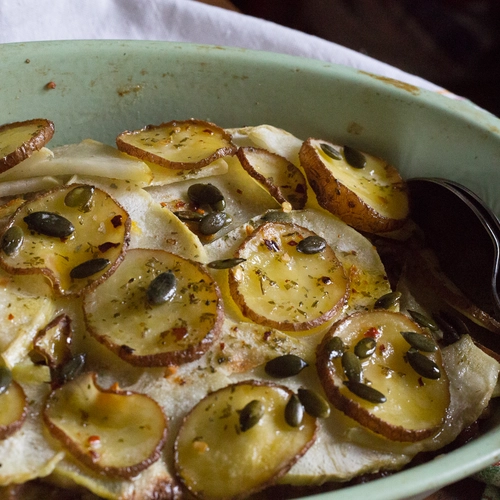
[343, 146, 366, 169]
[265, 354, 308, 378]
[408, 310, 439, 331]
[434, 310, 468, 346]
[261, 211, 292, 223]
[239, 399, 265, 432]
[53, 353, 86, 386]
[174, 210, 205, 222]
[284, 394, 304, 427]
[207, 258, 246, 269]
[70, 258, 110, 279]
[199, 212, 227, 235]
[343, 380, 387, 404]
[296, 235, 327, 254]
[320, 143, 342, 161]
[297, 388, 331, 418]
[354, 337, 377, 358]
[1, 225, 24, 256]
[0, 366, 13, 395]
[374, 291, 401, 310]
[342, 351, 362, 382]
[64, 185, 95, 212]
[188, 183, 225, 211]
[147, 271, 176, 305]
[406, 348, 441, 379]
[24, 211, 75, 238]
[324, 336, 346, 360]
[401, 331, 437, 352]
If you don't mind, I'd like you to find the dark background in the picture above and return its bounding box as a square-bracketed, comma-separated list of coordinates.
[231, 0, 500, 118]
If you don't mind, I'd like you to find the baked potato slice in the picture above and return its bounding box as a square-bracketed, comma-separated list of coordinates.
[0, 119, 54, 174]
[316, 310, 450, 442]
[0, 184, 130, 296]
[228, 222, 349, 333]
[43, 372, 167, 478]
[116, 119, 236, 170]
[83, 248, 223, 367]
[0, 372, 27, 440]
[174, 381, 317, 499]
[299, 138, 409, 233]
[236, 147, 307, 209]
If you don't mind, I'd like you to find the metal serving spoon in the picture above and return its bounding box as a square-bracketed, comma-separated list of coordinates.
[407, 177, 500, 320]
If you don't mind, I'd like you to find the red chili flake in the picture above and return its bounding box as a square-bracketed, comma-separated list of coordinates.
[203, 129, 214, 135]
[364, 327, 381, 338]
[219, 342, 225, 351]
[46, 81, 56, 89]
[321, 276, 332, 284]
[98, 241, 120, 253]
[236, 189, 243, 195]
[264, 239, 280, 252]
[287, 240, 298, 246]
[263, 330, 272, 341]
[174, 200, 186, 209]
[378, 344, 386, 352]
[172, 327, 188, 341]
[418, 377, 424, 387]
[7, 314, 14, 320]
[110, 215, 123, 228]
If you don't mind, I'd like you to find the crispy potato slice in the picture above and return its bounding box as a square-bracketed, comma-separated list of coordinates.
[0, 377, 27, 440]
[237, 147, 307, 209]
[0, 184, 130, 296]
[299, 138, 409, 233]
[43, 372, 167, 478]
[228, 222, 349, 333]
[116, 119, 236, 170]
[0, 119, 55, 174]
[174, 381, 317, 499]
[83, 248, 223, 367]
[316, 310, 450, 442]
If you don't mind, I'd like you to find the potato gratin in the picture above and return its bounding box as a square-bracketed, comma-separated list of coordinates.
[0, 118, 499, 499]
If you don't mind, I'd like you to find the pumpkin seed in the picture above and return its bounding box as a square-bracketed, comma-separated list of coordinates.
[374, 291, 401, 310]
[343, 146, 366, 169]
[24, 211, 75, 238]
[297, 388, 330, 418]
[1, 225, 24, 256]
[320, 143, 342, 161]
[174, 210, 205, 222]
[188, 183, 225, 211]
[401, 331, 437, 352]
[408, 310, 439, 331]
[64, 185, 95, 212]
[199, 211, 227, 235]
[343, 380, 387, 404]
[207, 258, 246, 269]
[261, 211, 292, 223]
[0, 366, 13, 395]
[146, 271, 177, 305]
[342, 351, 362, 382]
[284, 394, 304, 427]
[324, 336, 346, 360]
[265, 354, 308, 378]
[434, 310, 468, 346]
[239, 399, 265, 432]
[296, 235, 327, 254]
[70, 258, 110, 279]
[406, 348, 441, 379]
[354, 337, 377, 358]
[53, 353, 86, 386]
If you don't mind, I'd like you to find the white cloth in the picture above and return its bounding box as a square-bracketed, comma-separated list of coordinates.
[0, 0, 442, 92]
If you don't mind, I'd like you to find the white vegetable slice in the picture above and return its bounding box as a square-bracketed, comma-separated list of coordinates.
[228, 222, 349, 333]
[299, 138, 409, 233]
[0, 119, 55, 173]
[43, 372, 167, 478]
[316, 310, 450, 442]
[83, 248, 224, 367]
[116, 119, 236, 170]
[0, 378, 27, 440]
[0, 184, 130, 296]
[174, 381, 317, 499]
[236, 147, 307, 209]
